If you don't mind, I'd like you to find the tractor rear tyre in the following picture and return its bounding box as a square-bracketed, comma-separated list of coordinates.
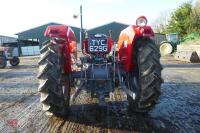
[10, 57, 20, 66]
[127, 38, 163, 113]
[37, 40, 71, 117]
[0, 55, 7, 68]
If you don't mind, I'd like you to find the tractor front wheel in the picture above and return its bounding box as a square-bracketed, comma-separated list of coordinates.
[37, 40, 71, 117]
[10, 57, 20, 66]
[127, 38, 163, 113]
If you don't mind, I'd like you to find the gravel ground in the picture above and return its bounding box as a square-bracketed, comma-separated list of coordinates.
[0, 56, 200, 133]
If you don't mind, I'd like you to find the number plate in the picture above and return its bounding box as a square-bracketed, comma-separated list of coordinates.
[88, 35, 108, 53]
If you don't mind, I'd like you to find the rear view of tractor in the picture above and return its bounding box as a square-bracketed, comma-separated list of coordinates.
[38, 16, 163, 117]
[0, 44, 20, 68]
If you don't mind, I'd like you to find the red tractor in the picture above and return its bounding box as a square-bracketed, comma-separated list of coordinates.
[38, 16, 163, 117]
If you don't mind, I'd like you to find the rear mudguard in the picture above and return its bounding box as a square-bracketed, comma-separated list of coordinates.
[44, 25, 77, 73]
[117, 25, 154, 72]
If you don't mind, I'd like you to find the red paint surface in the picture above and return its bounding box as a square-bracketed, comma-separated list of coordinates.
[118, 23, 154, 72]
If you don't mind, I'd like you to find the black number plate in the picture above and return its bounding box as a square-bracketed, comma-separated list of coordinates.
[88, 35, 108, 53]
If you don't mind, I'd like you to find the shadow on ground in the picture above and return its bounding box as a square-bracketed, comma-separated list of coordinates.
[45, 82, 200, 133]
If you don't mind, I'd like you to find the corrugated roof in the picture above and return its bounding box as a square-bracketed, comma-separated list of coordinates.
[15, 22, 79, 35]
[89, 21, 129, 31]
[0, 35, 17, 43]
[15, 22, 81, 44]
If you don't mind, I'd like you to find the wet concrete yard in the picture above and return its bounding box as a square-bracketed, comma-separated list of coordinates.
[0, 56, 200, 133]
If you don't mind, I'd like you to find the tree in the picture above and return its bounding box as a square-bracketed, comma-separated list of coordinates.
[192, 0, 200, 34]
[165, 2, 193, 37]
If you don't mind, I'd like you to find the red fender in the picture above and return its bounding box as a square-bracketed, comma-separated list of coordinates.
[44, 25, 77, 73]
[117, 25, 154, 72]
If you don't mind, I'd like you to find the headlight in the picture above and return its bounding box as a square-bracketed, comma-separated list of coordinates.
[136, 16, 147, 27]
